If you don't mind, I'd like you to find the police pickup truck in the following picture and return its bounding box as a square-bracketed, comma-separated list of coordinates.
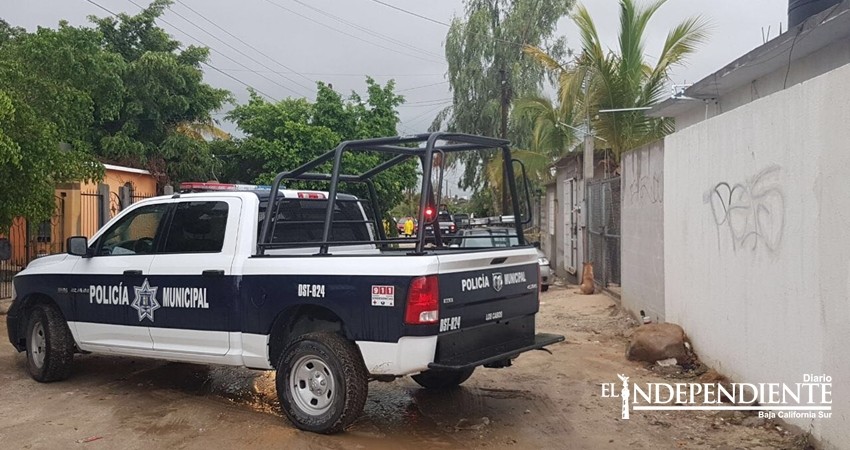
[6, 133, 563, 434]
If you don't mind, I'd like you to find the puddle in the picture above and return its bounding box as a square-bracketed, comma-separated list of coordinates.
[72, 355, 544, 447]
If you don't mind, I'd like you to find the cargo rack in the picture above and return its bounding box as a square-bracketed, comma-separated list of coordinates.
[257, 132, 532, 255]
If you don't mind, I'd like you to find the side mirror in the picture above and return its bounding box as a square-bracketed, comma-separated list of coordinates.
[533, 241, 541, 249]
[0, 238, 10, 261]
[67, 236, 90, 257]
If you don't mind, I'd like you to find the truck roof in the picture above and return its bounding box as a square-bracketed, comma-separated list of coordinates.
[179, 182, 357, 201]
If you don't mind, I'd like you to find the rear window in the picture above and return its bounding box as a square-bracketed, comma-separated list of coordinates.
[459, 233, 519, 248]
[163, 201, 229, 253]
[260, 198, 373, 244]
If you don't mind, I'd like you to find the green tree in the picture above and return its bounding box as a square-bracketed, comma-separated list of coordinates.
[89, 0, 230, 186]
[223, 79, 417, 212]
[0, 1, 229, 229]
[436, 0, 574, 207]
[0, 22, 117, 229]
[525, 0, 708, 161]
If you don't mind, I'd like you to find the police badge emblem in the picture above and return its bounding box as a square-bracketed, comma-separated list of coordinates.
[492, 272, 504, 292]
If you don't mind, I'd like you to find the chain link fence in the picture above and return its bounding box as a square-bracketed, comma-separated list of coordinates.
[586, 177, 621, 288]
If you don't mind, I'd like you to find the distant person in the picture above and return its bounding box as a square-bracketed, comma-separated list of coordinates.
[404, 218, 415, 237]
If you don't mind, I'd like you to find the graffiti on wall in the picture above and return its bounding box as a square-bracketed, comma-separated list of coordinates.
[705, 165, 785, 253]
[625, 147, 663, 206]
[629, 174, 663, 205]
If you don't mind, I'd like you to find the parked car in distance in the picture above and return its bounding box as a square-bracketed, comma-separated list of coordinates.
[453, 227, 551, 291]
[452, 213, 470, 230]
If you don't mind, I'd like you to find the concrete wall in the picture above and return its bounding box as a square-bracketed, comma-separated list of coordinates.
[621, 141, 664, 322]
[664, 63, 850, 449]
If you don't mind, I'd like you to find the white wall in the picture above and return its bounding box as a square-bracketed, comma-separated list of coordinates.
[622, 142, 665, 322]
[664, 63, 850, 448]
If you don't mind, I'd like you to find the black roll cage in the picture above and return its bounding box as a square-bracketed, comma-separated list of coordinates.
[257, 132, 531, 255]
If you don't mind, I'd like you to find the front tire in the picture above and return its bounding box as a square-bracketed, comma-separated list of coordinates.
[411, 368, 475, 389]
[541, 284, 549, 292]
[276, 332, 368, 434]
[25, 305, 74, 382]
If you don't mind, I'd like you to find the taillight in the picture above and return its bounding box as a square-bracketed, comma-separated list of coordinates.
[405, 275, 439, 325]
[450, 224, 456, 232]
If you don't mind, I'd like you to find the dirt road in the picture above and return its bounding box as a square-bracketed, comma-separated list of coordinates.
[0, 287, 802, 449]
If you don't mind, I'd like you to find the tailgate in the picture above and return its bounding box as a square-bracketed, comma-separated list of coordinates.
[431, 247, 561, 369]
[436, 247, 540, 331]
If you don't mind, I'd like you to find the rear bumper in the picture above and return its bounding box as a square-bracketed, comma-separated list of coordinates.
[428, 332, 564, 370]
[428, 314, 564, 371]
[540, 264, 551, 284]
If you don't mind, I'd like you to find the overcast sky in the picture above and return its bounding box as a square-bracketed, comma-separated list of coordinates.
[4, 0, 788, 134]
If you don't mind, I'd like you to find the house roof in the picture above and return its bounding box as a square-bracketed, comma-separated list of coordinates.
[103, 163, 152, 175]
[650, 0, 850, 118]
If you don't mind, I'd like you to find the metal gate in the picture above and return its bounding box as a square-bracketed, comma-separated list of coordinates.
[1, 195, 66, 299]
[586, 177, 621, 288]
[563, 178, 578, 275]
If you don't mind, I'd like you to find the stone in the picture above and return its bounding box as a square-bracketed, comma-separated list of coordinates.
[626, 323, 688, 363]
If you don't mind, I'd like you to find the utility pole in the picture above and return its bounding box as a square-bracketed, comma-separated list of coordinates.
[499, 68, 511, 214]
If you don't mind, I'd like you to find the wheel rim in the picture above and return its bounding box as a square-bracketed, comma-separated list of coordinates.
[30, 321, 46, 369]
[289, 355, 335, 416]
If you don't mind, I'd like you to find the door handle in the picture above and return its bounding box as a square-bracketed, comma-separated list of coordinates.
[123, 270, 143, 276]
[202, 269, 225, 277]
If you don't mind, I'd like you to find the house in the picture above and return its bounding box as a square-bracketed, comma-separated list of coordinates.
[1, 164, 157, 272]
[541, 146, 615, 286]
[647, 1, 850, 447]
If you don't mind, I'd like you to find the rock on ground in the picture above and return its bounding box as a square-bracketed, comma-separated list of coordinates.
[626, 323, 688, 363]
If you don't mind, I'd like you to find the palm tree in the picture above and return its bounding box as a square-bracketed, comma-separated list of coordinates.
[175, 120, 231, 141]
[524, 0, 708, 161]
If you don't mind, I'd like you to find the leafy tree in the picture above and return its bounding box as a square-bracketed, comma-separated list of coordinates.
[525, 0, 708, 161]
[0, 22, 117, 229]
[0, 19, 25, 46]
[88, 0, 230, 186]
[0, 1, 229, 229]
[436, 0, 574, 208]
[223, 79, 417, 212]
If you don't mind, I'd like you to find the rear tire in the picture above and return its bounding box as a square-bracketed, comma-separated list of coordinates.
[541, 284, 549, 292]
[411, 368, 475, 389]
[25, 305, 74, 382]
[276, 332, 368, 434]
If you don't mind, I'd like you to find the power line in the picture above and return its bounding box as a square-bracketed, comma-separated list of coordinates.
[84, 0, 119, 16]
[173, 0, 316, 87]
[263, 0, 446, 66]
[365, 0, 535, 49]
[401, 102, 451, 130]
[152, 1, 314, 95]
[366, 0, 450, 27]
[217, 69, 446, 77]
[85, 0, 280, 102]
[398, 98, 453, 107]
[396, 81, 449, 92]
[289, 0, 445, 61]
[124, 0, 298, 98]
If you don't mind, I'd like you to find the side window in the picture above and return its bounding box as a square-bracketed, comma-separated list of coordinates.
[163, 201, 229, 253]
[96, 204, 169, 256]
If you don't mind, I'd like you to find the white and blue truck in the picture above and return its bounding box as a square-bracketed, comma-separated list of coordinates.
[6, 133, 563, 433]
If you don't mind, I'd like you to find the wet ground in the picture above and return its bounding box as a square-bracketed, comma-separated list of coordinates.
[0, 288, 803, 449]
